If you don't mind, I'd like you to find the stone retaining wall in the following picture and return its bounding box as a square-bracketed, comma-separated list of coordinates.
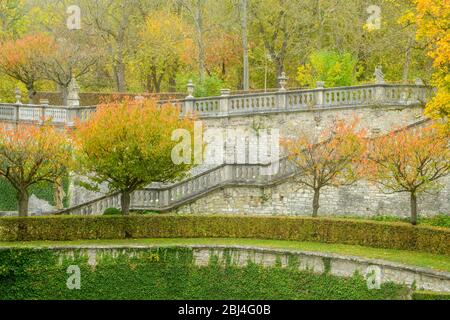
[33, 245, 450, 293]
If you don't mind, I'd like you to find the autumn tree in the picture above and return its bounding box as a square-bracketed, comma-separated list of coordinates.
[0, 124, 72, 216]
[364, 124, 449, 225]
[0, 34, 56, 99]
[136, 11, 187, 93]
[410, 0, 450, 132]
[74, 98, 196, 215]
[282, 119, 366, 217]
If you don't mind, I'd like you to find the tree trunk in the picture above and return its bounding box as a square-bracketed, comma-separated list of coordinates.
[114, 62, 127, 92]
[312, 188, 320, 217]
[26, 82, 36, 102]
[121, 191, 131, 216]
[194, 1, 206, 82]
[241, 0, 250, 91]
[61, 85, 69, 106]
[17, 190, 29, 217]
[410, 192, 418, 225]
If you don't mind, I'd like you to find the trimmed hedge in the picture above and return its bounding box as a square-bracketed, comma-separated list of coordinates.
[413, 291, 450, 300]
[0, 215, 449, 255]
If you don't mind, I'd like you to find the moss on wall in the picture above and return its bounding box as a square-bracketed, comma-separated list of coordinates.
[0, 247, 409, 300]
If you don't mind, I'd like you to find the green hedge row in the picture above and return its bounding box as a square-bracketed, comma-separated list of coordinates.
[0, 215, 449, 255]
[413, 291, 450, 300]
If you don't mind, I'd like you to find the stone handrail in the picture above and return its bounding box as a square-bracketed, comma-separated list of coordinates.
[0, 83, 432, 126]
[58, 118, 433, 216]
[58, 157, 297, 215]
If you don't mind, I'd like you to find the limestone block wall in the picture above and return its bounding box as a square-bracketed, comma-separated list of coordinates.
[174, 176, 450, 217]
[201, 104, 424, 164]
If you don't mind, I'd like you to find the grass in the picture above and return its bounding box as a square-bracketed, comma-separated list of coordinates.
[1, 237, 449, 272]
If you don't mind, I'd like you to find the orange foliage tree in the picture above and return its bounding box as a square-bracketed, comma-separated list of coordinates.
[364, 124, 449, 225]
[0, 124, 72, 216]
[0, 34, 56, 99]
[281, 119, 366, 217]
[74, 99, 196, 215]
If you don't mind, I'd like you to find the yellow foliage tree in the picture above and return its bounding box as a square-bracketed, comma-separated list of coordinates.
[412, 0, 450, 132]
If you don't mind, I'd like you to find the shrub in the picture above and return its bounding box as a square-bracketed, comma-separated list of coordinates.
[413, 291, 450, 300]
[0, 215, 448, 255]
[103, 208, 122, 216]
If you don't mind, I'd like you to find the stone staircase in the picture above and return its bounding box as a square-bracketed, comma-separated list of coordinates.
[58, 157, 296, 215]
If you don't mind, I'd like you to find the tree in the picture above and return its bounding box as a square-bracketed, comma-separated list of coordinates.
[40, 33, 98, 104]
[74, 98, 196, 215]
[135, 11, 187, 93]
[364, 124, 449, 225]
[0, 0, 28, 41]
[296, 50, 361, 87]
[281, 119, 366, 217]
[411, 0, 450, 132]
[0, 124, 72, 216]
[0, 34, 56, 99]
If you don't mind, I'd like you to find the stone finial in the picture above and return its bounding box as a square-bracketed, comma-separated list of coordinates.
[186, 79, 195, 98]
[15, 88, 22, 104]
[374, 65, 385, 84]
[278, 72, 288, 91]
[316, 81, 325, 89]
[220, 89, 231, 96]
[415, 78, 424, 86]
[67, 77, 80, 107]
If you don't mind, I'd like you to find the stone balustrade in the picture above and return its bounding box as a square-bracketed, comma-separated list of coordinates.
[58, 157, 297, 215]
[0, 83, 432, 127]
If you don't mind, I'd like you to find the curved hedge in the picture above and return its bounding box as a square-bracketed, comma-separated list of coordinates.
[0, 215, 449, 255]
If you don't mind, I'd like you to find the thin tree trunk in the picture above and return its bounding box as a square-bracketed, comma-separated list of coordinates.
[26, 82, 36, 102]
[114, 61, 126, 92]
[121, 191, 131, 216]
[17, 190, 29, 217]
[312, 188, 320, 217]
[194, 1, 206, 82]
[410, 192, 418, 225]
[241, 0, 249, 90]
[402, 37, 413, 83]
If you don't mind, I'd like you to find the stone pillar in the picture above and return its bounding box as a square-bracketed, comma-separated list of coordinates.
[315, 81, 325, 107]
[277, 72, 288, 109]
[184, 80, 195, 115]
[374, 66, 386, 103]
[220, 89, 230, 115]
[67, 77, 80, 107]
[15, 88, 22, 105]
[66, 77, 80, 126]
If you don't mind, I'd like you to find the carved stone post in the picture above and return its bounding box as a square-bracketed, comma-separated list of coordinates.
[220, 89, 231, 115]
[15, 88, 22, 105]
[315, 81, 325, 107]
[184, 80, 195, 115]
[66, 77, 80, 126]
[374, 66, 386, 103]
[277, 72, 288, 109]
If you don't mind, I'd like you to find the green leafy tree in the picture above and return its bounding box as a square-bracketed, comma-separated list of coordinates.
[74, 98, 197, 215]
[297, 50, 361, 88]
